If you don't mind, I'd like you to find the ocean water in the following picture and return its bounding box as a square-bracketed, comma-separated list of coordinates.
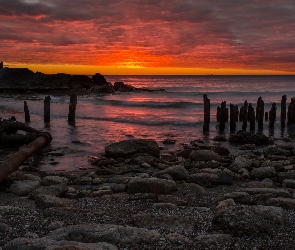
[1, 75, 295, 171]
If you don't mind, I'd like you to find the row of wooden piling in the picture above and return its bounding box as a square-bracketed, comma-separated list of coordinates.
[203, 94, 293, 132]
[24, 94, 77, 125]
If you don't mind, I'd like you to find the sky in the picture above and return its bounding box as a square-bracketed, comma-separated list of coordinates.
[1, 0, 295, 75]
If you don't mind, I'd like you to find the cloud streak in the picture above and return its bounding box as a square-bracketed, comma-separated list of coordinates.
[1, 0, 295, 73]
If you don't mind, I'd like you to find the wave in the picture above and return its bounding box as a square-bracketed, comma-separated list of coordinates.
[78, 115, 202, 127]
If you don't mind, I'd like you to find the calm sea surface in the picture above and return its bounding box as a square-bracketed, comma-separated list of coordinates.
[1, 75, 295, 171]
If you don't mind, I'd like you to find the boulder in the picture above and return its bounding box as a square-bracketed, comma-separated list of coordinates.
[92, 73, 108, 86]
[35, 195, 70, 209]
[127, 177, 177, 194]
[105, 139, 160, 158]
[212, 204, 285, 236]
[68, 75, 93, 90]
[3, 238, 118, 250]
[131, 213, 197, 232]
[229, 131, 271, 145]
[9, 180, 41, 196]
[47, 223, 161, 245]
[189, 150, 222, 162]
[156, 165, 189, 181]
[263, 147, 292, 158]
[251, 167, 277, 179]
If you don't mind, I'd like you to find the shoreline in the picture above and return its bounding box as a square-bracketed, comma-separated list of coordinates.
[1, 135, 295, 249]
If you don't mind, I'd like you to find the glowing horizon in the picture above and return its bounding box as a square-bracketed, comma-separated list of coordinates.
[1, 1, 295, 76]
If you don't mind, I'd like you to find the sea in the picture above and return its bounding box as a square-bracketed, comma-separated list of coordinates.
[1, 75, 295, 171]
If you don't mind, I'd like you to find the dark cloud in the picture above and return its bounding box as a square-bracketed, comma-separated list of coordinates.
[1, 0, 295, 71]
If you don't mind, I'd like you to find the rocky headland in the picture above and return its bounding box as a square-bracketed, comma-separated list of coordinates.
[1, 131, 295, 249]
[0, 67, 164, 94]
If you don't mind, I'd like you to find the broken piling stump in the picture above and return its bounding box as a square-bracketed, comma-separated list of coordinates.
[281, 95, 287, 128]
[249, 104, 255, 131]
[44, 96, 51, 123]
[269, 103, 276, 129]
[24, 101, 30, 123]
[203, 94, 210, 132]
[230, 104, 237, 132]
[219, 101, 227, 132]
[242, 101, 248, 131]
[258, 98, 264, 130]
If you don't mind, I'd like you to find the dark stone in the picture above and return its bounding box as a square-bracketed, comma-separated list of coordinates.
[229, 131, 271, 145]
[105, 139, 160, 158]
[92, 73, 108, 86]
[217, 171, 233, 185]
[68, 75, 93, 90]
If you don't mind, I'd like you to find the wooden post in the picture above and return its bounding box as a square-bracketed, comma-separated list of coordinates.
[24, 101, 30, 123]
[242, 101, 248, 131]
[44, 96, 51, 123]
[287, 98, 292, 125]
[219, 101, 226, 132]
[256, 96, 262, 120]
[235, 105, 239, 122]
[265, 112, 269, 121]
[281, 95, 287, 128]
[203, 94, 210, 132]
[258, 99, 264, 130]
[216, 106, 221, 122]
[291, 98, 295, 124]
[249, 104, 255, 131]
[68, 94, 77, 124]
[230, 104, 236, 132]
[269, 103, 276, 128]
[239, 106, 244, 122]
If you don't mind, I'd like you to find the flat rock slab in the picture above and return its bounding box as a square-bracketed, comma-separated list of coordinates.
[3, 238, 118, 250]
[127, 177, 177, 194]
[131, 213, 197, 232]
[47, 223, 161, 245]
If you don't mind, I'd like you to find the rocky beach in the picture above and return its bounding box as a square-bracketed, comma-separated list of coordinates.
[1, 131, 295, 249]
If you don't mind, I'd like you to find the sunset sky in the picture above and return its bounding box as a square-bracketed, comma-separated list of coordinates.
[1, 0, 295, 75]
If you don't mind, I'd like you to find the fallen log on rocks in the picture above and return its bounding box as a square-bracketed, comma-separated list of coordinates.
[0, 135, 51, 183]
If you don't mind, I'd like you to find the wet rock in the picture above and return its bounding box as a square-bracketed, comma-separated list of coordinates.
[131, 213, 197, 232]
[162, 139, 176, 145]
[218, 192, 252, 204]
[131, 153, 157, 166]
[47, 223, 161, 245]
[212, 204, 284, 236]
[31, 184, 69, 197]
[213, 135, 227, 142]
[238, 188, 291, 198]
[261, 160, 285, 172]
[3, 238, 118, 250]
[217, 171, 233, 185]
[156, 165, 189, 181]
[278, 171, 295, 182]
[229, 131, 271, 145]
[264, 146, 292, 158]
[282, 179, 295, 188]
[35, 195, 70, 209]
[212, 146, 230, 156]
[180, 183, 208, 195]
[9, 180, 41, 196]
[251, 167, 277, 179]
[41, 176, 68, 186]
[187, 173, 217, 187]
[189, 150, 222, 162]
[105, 139, 160, 158]
[127, 177, 177, 194]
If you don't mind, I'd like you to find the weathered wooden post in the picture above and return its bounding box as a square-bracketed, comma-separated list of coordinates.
[265, 112, 269, 121]
[287, 98, 293, 125]
[249, 104, 255, 131]
[289, 97, 295, 125]
[239, 106, 244, 122]
[258, 99, 264, 130]
[24, 101, 30, 123]
[242, 101, 248, 131]
[68, 94, 77, 124]
[235, 105, 239, 122]
[216, 106, 221, 122]
[256, 96, 262, 120]
[230, 104, 236, 132]
[281, 95, 287, 128]
[219, 101, 227, 132]
[44, 96, 51, 123]
[203, 94, 210, 132]
[269, 103, 276, 129]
